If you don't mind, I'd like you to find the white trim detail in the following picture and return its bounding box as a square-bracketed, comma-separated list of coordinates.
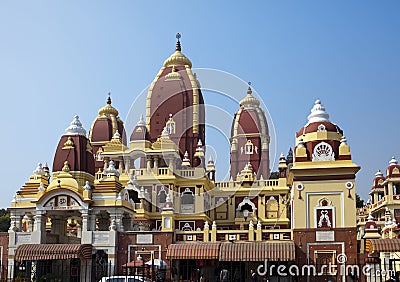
[236, 196, 257, 211]
[312, 142, 335, 162]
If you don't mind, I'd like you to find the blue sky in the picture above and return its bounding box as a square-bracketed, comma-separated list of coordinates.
[1, 1, 399, 208]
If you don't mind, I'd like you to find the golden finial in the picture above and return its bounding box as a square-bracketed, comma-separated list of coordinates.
[62, 136, 75, 149]
[98, 92, 118, 116]
[62, 161, 70, 173]
[247, 82, 252, 95]
[175, 33, 181, 51]
[164, 33, 192, 68]
[240, 81, 260, 107]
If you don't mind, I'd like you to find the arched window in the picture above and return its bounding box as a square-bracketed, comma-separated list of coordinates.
[158, 186, 167, 204]
[181, 188, 194, 205]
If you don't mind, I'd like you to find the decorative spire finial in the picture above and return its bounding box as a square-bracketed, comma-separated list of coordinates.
[240, 82, 260, 107]
[389, 156, 398, 166]
[65, 115, 87, 136]
[307, 99, 330, 123]
[62, 161, 70, 173]
[162, 126, 169, 137]
[175, 33, 181, 51]
[33, 163, 44, 175]
[107, 92, 111, 104]
[137, 114, 146, 127]
[104, 160, 120, 177]
[375, 170, 383, 178]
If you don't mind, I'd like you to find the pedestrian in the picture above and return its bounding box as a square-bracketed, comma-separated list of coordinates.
[199, 273, 206, 282]
[233, 268, 240, 282]
[220, 267, 229, 282]
[251, 269, 257, 282]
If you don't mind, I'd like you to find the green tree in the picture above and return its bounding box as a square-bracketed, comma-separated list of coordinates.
[0, 209, 10, 232]
[356, 194, 364, 208]
[269, 171, 279, 179]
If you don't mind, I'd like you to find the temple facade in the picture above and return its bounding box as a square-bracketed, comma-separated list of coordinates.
[4, 34, 374, 282]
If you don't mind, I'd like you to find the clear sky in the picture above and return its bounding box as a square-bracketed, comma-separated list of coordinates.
[1, 1, 399, 208]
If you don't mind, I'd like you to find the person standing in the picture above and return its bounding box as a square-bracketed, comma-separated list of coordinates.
[233, 268, 240, 282]
[220, 267, 229, 282]
[251, 269, 257, 282]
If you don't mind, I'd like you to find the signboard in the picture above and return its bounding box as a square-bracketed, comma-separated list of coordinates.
[93, 233, 109, 244]
[316, 231, 335, 242]
[16, 233, 32, 244]
[137, 234, 153, 244]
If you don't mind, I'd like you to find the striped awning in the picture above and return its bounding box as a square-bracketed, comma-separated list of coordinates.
[366, 239, 400, 254]
[219, 241, 295, 261]
[167, 243, 220, 259]
[15, 244, 92, 262]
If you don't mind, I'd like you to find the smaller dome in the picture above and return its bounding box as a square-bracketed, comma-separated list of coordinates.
[240, 86, 260, 108]
[163, 34, 192, 68]
[90, 95, 126, 145]
[386, 156, 400, 178]
[130, 115, 151, 142]
[372, 170, 385, 189]
[307, 99, 330, 124]
[65, 115, 86, 136]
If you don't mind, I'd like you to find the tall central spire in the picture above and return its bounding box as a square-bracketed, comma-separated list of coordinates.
[175, 33, 181, 51]
[163, 33, 192, 68]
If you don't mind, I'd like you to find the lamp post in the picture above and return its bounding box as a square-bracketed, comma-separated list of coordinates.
[134, 251, 137, 278]
[151, 250, 154, 282]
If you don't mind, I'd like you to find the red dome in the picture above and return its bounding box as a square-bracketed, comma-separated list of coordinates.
[130, 116, 151, 141]
[296, 121, 342, 138]
[386, 157, 400, 178]
[89, 96, 126, 145]
[53, 116, 94, 175]
[372, 170, 385, 189]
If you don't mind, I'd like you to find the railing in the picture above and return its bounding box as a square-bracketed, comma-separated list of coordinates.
[262, 229, 292, 240]
[157, 168, 170, 175]
[215, 179, 280, 189]
[179, 169, 195, 177]
[174, 228, 293, 242]
[132, 169, 144, 176]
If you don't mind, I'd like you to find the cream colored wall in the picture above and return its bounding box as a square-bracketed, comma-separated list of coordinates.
[292, 180, 357, 229]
